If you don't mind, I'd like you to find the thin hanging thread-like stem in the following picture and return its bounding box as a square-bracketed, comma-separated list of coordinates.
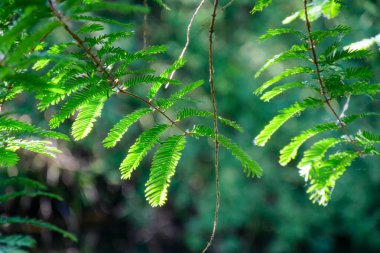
[201, 0, 220, 252]
[165, 0, 207, 88]
[48, 0, 187, 135]
[219, 0, 237, 13]
[303, 0, 361, 154]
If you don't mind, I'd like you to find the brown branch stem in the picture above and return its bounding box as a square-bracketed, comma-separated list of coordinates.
[48, 0, 187, 135]
[303, 0, 360, 153]
[201, 0, 220, 252]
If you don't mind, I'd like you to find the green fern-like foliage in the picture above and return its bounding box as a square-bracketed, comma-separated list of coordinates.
[145, 135, 187, 207]
[192, 125, 262, 178]
[251, 0, 273, 14]
[0, 116, 68, 167]
[0, 176, 77, 252]
[0, 216, 76, 242]
[282, 0, 341, 24]
[0, 0, 72, 167]
[0, 234, 36, 253]
[119, 124, 169, 180]
[0, 0, 262, 208]
[254, 0, 380, 205]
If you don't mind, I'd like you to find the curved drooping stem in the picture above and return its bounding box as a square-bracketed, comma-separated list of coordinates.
[48, 0, 188, 135]
[303, 0, 361, 154]
[165, 0, 207, 88]
[201, 0, 220, 252]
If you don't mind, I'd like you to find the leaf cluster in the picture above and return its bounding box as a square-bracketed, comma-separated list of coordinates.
[1, 0, 262, 209]
[254, 9, 380, 205]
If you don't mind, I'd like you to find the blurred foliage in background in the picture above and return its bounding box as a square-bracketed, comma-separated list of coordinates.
[2, 0, 380, 252]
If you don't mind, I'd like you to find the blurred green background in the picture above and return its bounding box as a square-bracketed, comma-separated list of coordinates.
[3, 0, 380, 252]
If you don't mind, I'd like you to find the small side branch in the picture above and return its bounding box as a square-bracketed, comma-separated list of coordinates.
[219, 0, 237, 13]
[48, 0, 187, 135]
[339, 94, 351, 119]
[165, 0, 207, 88]
[303, 0, 360, 153]
[201, 0, 220, 252]
[197, 0, 237, 34]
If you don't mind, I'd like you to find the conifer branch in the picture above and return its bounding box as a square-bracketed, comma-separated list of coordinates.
[303, 0, 361, 154]
[48, 0, 188, 135]
[202, 0, 220, 252]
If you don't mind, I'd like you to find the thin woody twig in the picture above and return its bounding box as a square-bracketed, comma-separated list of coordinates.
[165, 0, 207, 88]
[339, 94, 351, 119]
[303, 0, 361, 153]
[219, 0, 237, 13]
[201, 0, 220, 252]
[197, 0, 237, 34]
[165, 0, 236, 89]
